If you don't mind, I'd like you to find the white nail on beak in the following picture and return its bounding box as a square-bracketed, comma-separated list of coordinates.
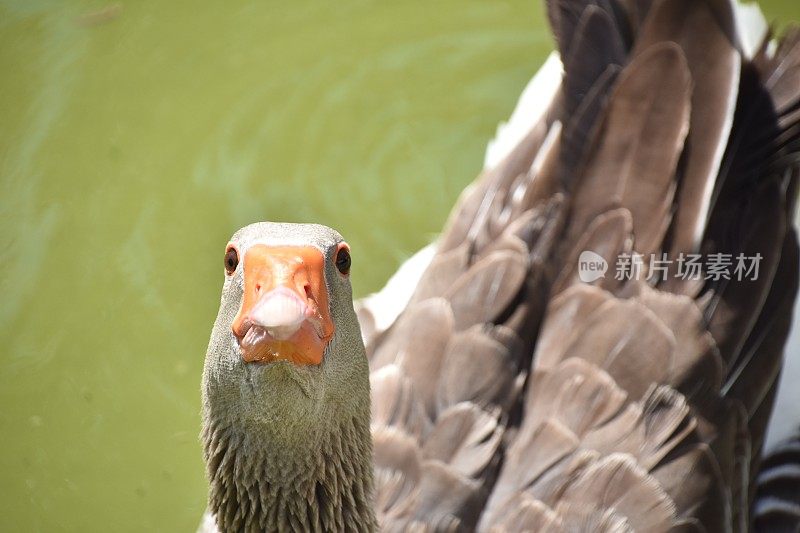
[249, 287, 308, 340]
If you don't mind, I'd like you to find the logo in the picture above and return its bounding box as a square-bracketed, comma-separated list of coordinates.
[578, 250, 608, 283]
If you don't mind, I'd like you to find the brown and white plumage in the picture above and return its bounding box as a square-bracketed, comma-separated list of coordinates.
[201, 1, 800, 531]
[754, 428, 800, 531]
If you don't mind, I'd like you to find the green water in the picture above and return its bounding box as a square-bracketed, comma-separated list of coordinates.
[0, 1, 797, 531]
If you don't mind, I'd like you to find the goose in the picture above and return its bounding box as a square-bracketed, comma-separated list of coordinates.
[199, 0, 800, 531]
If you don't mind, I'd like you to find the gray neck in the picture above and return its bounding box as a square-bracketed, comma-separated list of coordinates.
[202, 409, 376, 532]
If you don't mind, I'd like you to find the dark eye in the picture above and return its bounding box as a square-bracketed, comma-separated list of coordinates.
[224, 246, 239, 275]
[335, 246, 351, 276]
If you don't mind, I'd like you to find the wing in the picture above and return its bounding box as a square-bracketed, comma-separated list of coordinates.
[367, 0, 800, 530]
[481, 1, 800, 532]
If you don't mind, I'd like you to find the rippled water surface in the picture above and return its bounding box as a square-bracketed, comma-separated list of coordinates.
[1, 0, 798, 530]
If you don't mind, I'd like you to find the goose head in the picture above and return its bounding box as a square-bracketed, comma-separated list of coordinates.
[201, 222, 374, 531]
[203, 221, 368, 433]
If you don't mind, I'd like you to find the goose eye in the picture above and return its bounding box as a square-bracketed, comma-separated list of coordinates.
[224, 247, 239, 275]
[335, 246, 351, 276]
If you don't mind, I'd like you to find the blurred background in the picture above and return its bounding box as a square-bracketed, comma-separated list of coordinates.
[1, 1, 798, 531]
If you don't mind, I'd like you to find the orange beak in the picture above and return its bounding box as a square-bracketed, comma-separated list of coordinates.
[231, 245, 334, 366]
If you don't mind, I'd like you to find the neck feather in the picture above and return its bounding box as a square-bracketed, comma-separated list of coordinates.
[202, 410, 376, 532]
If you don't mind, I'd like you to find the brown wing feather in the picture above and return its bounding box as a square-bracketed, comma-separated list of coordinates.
[567, 41, 691, 258]
[632, 0, 741, 259]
